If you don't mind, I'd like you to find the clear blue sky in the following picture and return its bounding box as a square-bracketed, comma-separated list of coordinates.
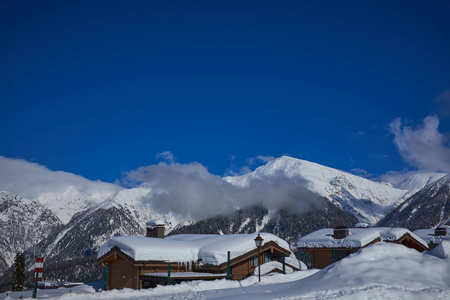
[1, 0, 449, 183]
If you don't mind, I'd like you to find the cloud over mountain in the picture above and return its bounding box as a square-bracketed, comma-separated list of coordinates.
[124, 160, 325, 220]
[389, 115, 450, 173]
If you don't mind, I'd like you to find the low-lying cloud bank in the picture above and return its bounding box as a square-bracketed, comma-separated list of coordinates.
[124, 161, 325, 220]
[0, 156, 121, 201]
[0, 155, 325, 220]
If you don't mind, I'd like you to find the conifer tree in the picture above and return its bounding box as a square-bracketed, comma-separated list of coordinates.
[11, 252, 25, 291]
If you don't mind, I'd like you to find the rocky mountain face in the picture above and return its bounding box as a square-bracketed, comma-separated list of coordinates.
[171, 201, 358, 249]
[0, 191, 61, 276]
[377, 175, 450, 230]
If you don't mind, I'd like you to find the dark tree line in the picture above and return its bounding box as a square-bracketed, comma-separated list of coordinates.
[11, 252, 25, 291]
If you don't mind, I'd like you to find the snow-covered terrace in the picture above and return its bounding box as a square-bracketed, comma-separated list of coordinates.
[98, 232, 296, 267]
[298, 227, 428, 249]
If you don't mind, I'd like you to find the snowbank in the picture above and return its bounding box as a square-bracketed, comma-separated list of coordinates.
[208, 241, 450, 299]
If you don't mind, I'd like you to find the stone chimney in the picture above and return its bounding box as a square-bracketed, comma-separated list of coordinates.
[333, 226, 349, 239]
[146, 219, 165, 239]
[435, 227, 448, 236]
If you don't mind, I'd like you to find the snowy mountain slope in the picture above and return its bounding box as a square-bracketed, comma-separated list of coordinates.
[394, 172, 447, 191]
[225, 156, 411, 224]
[36, 185, 121, 224]
[378, 175, 450, 230]
[0, 191, 61, 276]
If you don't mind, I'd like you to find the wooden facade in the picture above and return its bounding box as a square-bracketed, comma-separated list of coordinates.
[299, 233, 429, 269]
[98, 241, 297, 290]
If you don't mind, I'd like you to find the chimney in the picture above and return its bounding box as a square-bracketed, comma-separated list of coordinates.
[333, 226, 349, 239]
[435, 227, 448, 236]
[146, 219, 165, 239]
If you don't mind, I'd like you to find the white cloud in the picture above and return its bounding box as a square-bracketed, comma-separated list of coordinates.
[389, 115, 450, 173]
[0, 156, 121, 200]
[124, 161, 325, 220]
[156, 151, 175, 163]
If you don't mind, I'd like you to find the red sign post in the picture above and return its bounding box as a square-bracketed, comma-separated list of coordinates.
[35, 258, 44, 282]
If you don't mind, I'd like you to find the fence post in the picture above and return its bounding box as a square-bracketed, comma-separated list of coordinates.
[227, 251, 231, 279]
[167, 263, 171, 285]
[32, 272, 39, 298]
[282, 252, 286, 274]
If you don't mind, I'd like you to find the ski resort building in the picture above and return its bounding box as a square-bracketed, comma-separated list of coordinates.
[97, 221, 299, 290]
[297, 226, 429, 269]
[414, 225, 450, 248]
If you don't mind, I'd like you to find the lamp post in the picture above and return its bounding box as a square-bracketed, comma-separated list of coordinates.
[254, 234, 264, 282]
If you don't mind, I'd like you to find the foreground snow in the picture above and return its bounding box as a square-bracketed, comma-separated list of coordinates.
[3, 241, 450, 300]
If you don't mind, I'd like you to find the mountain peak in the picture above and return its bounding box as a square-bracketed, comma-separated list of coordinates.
[225, 156, 410, 224]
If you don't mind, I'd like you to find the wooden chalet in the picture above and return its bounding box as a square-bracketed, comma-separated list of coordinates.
[298, 226, 429, 269]
[97, 221, 299, 290]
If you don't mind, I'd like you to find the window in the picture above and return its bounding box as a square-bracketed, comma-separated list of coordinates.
[250, 255, 258, 267]
[264, 252, 272, 263]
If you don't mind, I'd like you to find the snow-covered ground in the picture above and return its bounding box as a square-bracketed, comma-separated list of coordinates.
[3, 241, 450, 300]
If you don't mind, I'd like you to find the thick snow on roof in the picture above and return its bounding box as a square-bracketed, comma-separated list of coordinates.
[413, 227, 450, 245]
[98, 233, 294, 266]
[145, 219, 165, 228]
[298, 227, 428, 249]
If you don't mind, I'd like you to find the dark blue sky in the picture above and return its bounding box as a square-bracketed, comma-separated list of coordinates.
[1, 0, 449, 183]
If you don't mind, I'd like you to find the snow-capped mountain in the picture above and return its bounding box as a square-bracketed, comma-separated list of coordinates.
[378, 175, 450, 230]
[225, 156, 412, 224]
[393, 172, 447, 191]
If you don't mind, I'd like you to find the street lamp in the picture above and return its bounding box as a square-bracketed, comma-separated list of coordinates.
[254, 234, 264, 282]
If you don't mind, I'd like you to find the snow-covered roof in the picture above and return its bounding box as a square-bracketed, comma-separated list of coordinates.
[413, 227, 450, 245]
[146, 219, 165, 228]
[298, 227, 428, 249]
[98, 233, 295, 266]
